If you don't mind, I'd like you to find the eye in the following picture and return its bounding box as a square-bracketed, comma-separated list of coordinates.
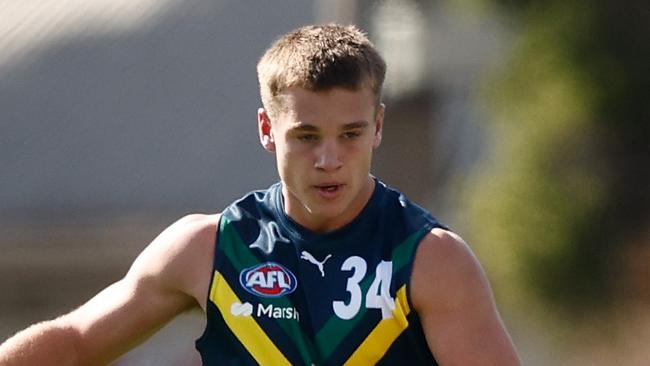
[298, 134, 319, 142]
[342, 131, 362, 139]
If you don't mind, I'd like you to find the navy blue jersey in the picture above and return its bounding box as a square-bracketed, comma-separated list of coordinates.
[196, 180, 444, 365]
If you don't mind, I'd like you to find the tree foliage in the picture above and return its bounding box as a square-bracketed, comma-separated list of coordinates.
[463, 0, 649, 318]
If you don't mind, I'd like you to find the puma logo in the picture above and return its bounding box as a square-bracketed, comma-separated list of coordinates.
[300, 251, 332, 277]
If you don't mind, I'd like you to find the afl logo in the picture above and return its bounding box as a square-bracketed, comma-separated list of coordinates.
[239, 262, 297, 298]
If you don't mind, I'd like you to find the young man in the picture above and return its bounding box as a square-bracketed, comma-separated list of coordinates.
[0, 24, 520, 365]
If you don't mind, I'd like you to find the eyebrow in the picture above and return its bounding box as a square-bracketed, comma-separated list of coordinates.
[291, 120, 370, 132]
[292, 124, 319, 132]
[342, 121, 370, 130]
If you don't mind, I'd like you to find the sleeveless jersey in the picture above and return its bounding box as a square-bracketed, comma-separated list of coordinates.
[196, 180, 445, 365]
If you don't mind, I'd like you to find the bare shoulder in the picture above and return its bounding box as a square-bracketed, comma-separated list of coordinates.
[411, 228, 485, 310]
[152, 213, 220, 254]
[131, 213, 220, 272]
[159, 213, 220, 240]
[126, 213, 221, 310]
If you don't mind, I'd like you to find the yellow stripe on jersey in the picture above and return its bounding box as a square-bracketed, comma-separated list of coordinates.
[343, 285, 411, 366]
[209, 271, 291, 366]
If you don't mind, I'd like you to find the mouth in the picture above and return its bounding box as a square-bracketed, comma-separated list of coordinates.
[313, 183, 345, 197]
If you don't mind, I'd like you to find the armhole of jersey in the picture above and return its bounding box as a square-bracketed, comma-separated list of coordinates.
[404, 224, 437, 313]
[204, 214, 223, 306]
[195, 214, 223, 349]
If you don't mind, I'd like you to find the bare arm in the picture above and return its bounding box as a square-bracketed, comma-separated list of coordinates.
[0, 214, 218, 366]
[411, 228, 521, 366]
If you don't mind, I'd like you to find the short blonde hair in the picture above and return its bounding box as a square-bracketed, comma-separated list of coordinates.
[257, 24, 386, 117]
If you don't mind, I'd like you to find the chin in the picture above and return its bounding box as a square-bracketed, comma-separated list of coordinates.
[316, 202, 354, 222]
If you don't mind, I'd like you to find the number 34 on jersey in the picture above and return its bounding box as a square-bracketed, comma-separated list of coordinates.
[333, 257, 396, 320]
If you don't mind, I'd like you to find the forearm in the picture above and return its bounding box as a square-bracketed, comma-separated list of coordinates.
[0, 319, 81, 366]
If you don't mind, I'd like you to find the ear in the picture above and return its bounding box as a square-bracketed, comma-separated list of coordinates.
[257, 108, 275, 152]
[258, 108, 276, 152]
[372, 103, 385, 149]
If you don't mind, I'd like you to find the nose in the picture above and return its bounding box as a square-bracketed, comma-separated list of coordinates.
[314, 140, 342, 171]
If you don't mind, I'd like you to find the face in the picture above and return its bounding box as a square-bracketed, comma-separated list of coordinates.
[258, 86, 384, 233]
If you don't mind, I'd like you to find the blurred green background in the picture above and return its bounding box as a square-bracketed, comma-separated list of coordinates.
[1, 0, 648, 364]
